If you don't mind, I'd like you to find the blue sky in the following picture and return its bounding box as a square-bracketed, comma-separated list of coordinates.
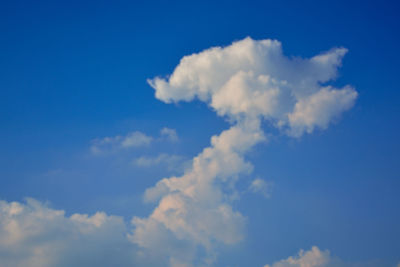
[0, 0, 399, 266]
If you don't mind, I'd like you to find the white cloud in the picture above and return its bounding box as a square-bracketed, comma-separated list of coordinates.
[161, 127, 179, 142]
[287, 86, 358, 137]
[148, 37, 357, 136]
[0, 200, 387, 267]
[11, 38, 357, 266]
[0, 198, 137, 267]
[264, 246, 388, 267]
[249, 178, 271, 198]
[132, 37, 358, 265]
[132, 120, 262, 264]
[264, 246, 331, 267]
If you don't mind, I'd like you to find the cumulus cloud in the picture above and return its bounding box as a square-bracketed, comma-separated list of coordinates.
[148, 37, 357, 136]
[288, 86, 357, 137]
[131, 37, 358, 265]
[131, 120, 262, 265]
[264, 246, 388, 267]
[0, 198, 136, 267]
[264, 246, 332, 267]
[8, 37, 356, 266]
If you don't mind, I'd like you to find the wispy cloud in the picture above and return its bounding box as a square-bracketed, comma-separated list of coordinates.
[90, 127, 179, 155]
[248, 178, 272, 198]
[90, 131, 153, 155]
[133, 153, 186, 172]
[160, 127, 179, 142]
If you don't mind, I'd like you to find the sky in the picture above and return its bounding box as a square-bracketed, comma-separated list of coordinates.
[0, 0, 399, 266]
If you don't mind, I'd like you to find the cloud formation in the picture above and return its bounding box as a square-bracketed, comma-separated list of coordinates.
[264, 246, 332, 267]
[264, 246, 388, 267]
[149, 37, 357, 136]
[131, 37, 358, 265]
[1, 38, 357, 267]
[0, 198, 136, 267]
[132, 120, 262, 265]
[0, 200, 386, 267]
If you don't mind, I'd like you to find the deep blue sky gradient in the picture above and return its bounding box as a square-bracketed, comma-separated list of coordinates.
[0, 0, 399, 265]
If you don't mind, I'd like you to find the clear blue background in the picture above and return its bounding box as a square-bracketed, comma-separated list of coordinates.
[0, 0, 399, 265]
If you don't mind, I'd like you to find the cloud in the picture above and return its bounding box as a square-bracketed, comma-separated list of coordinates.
[0, 198, 137, 267]
[161, 127, 179, 142]
[288, 86, 357, 137]
[132, 120, 262, 265]
[264, 246, 388, 267]
[0, 200, 387, 267]
[131, 37, 357, 265]
[249, 178, 272, 198]
[6, 38, 356, 266]
[264, 246, 331, 267]
[148, 37, 357, 136]
[90, 127, 179, 155]
[90, 131, 153, 155]
[121, 131, 153, 148]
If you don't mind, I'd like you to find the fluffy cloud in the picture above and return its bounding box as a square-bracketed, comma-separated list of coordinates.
[264, 246, 332, 267]
[132, 120, 263, 265]
[131, 37, 358, 265]
[288, 86, 357, 137]
[264, 246, 388, 267]
[4, 37, 357, 266]
[149, 37, 357, 136]
[0, 198, 136, 267]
